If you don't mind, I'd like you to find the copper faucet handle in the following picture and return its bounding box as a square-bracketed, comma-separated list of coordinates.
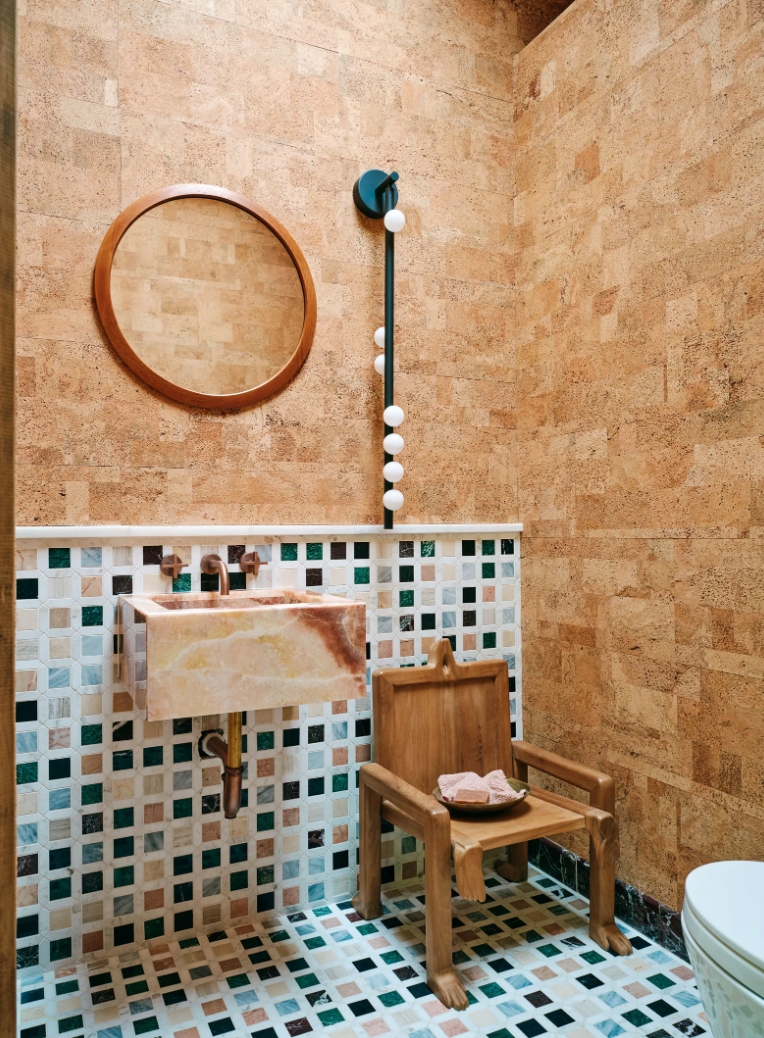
[200, 553, 223, 575]
[160, 554, 185, 580]
[240, 551, 261, 576]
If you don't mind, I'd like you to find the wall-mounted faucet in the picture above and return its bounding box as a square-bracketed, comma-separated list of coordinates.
[160, 553, 186, 579]
[201, 553, 229, 595]
[240, 551, 261, 576]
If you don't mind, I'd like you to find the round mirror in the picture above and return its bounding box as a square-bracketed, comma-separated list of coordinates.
[94, 185, 316, 408]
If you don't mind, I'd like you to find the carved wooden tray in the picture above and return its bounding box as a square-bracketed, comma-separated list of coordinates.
[433, 778, 531, 816]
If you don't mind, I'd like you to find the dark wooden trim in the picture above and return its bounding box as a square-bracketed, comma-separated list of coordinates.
[94, 184, 317, 409]
[0, 0, 16, 1029]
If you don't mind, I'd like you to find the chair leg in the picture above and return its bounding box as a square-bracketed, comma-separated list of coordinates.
[495, 841, 528, 882]
[499, 757, 530, 882]
[351, 771, 382, 920]
[452, 838, 486, 902]
[424, 816, 469, 1011]
[588, 829, 632, 956]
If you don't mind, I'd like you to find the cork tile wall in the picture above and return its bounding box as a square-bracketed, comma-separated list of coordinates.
[513, 0, 764, 909]
[14, 532, 521, 977]
[15, 0, 525, 527]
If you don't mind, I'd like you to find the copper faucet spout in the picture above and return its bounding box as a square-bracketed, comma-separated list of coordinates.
[201, 553, 230, 596]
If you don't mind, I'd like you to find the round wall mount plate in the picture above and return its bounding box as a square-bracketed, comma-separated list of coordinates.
[353, 169, 399, 219]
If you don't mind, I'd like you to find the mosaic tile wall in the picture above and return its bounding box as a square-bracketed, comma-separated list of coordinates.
[14, 532, 521, 977]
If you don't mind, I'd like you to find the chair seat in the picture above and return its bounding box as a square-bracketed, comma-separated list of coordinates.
[382, 794, 586, 851]
[448, 794, 586, 851]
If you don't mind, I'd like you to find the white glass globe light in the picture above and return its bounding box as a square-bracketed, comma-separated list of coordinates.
[383, 488, 404, 511]
[383, 209, 405, 232]
[374, 326, 385, 349]
[374, 354, 385, 374]
[383, 404, 404, 427]
[383, 433, 404, 455]
[383, 461, 404, 483]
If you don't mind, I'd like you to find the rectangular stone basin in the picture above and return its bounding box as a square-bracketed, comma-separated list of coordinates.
[120, 589, 367, 721]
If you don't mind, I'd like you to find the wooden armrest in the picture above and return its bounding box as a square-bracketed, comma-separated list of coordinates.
[529, 785, 619, 868]
[359, 763, 450, 826]
[513, 741, 614, 813]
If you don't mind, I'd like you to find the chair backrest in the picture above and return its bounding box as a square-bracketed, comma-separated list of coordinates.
[372, 638, 513, 794]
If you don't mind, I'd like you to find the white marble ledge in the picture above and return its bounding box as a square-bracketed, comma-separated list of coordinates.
[16, 523, 524, 545]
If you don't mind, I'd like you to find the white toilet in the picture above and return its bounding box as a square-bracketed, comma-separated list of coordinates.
[682, 861, 764, 1037]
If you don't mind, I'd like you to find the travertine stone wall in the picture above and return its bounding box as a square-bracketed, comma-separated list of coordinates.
[515, 0, 764, 908]
[16, 0, 530, 526]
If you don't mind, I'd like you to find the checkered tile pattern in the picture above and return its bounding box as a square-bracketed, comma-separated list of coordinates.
[16, 863, 707, 1038]
[15, 534, 521, 975]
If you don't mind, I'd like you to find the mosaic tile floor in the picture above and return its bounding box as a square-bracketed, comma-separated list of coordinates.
[17, 863, 708, 1038]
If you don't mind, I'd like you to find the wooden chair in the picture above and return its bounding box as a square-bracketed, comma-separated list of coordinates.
[353, 638, 632, 1011]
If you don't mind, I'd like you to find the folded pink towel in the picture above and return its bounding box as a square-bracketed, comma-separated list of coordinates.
[438, 769, 523, 805]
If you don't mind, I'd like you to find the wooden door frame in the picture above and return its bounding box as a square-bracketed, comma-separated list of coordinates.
[0, 0, 16, 1033]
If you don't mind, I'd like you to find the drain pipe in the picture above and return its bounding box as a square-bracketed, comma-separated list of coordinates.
[201, 712, 243, 818]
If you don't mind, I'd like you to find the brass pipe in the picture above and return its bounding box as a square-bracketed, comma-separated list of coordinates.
[201, 711, 243, 818]
[227, 710, 242, 768]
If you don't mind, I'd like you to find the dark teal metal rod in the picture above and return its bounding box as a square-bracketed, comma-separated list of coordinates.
[383, 185, 395, 530]
[375, 171, 399, 198]
[351, 167, 399, 529]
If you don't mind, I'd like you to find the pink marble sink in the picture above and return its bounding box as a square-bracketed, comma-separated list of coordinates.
[120, 589, 366, 721]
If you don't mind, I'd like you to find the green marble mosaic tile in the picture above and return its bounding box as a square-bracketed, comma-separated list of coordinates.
[81, 783, 103, 805]
[257, 812, 275, 832]
[648, 973, 675, 989]
[48, 547, 71, 569]
[16, 762, 37, 785]
[80, 724, 102, 745]
[81, 605, 103, 626]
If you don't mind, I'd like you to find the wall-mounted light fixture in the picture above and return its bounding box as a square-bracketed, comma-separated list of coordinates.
[352, 169, 406, 529]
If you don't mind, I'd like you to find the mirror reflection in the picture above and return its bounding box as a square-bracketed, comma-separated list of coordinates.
[110, 197, 305, 396]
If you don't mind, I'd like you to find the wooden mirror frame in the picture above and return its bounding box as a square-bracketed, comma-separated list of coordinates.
[94, 184, 317, 409]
